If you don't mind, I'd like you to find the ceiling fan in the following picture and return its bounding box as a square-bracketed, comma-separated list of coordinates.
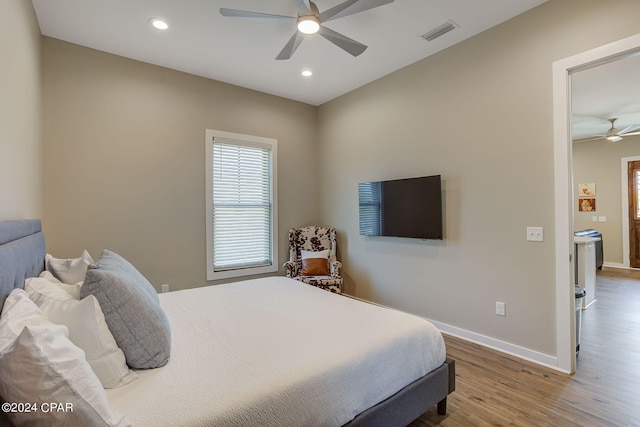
[575, 118, 640, 143]
[220, 0, 394, 60]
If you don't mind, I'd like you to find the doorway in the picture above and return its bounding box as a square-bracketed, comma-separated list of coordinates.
[571, 52, 640, 273]
[622, 156, 640, 268]
[553, 33, 640, 374]
[628, 161, 640, 268]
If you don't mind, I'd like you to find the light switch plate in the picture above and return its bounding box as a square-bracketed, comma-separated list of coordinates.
[526, 226, 544, 242]
[598, 216, 607, 222]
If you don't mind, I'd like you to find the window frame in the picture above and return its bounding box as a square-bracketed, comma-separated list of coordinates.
[205, 129, 278, 281]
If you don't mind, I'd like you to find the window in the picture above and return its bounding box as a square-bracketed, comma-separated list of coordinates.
[205, 129, 277, 280]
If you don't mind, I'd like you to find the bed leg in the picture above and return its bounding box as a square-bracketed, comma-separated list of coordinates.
[437, 397, 447, 415]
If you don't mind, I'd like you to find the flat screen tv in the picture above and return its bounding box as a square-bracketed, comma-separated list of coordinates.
[358, 175, 443, 240]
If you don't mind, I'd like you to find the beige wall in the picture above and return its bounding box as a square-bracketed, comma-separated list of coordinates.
[0, 0, 42, 220]
[42, 38, 319, 290]
[35, 0, 640, 362]
[573, 135, 640, 266]
[317, 0, 640, 357]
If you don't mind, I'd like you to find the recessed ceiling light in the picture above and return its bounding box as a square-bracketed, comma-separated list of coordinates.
[150, 18, 168, 30]
[301, 70, 313, 77]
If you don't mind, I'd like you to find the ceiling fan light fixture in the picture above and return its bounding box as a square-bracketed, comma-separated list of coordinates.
[297, 16, 320, 34]
[605, 118, 621, 141]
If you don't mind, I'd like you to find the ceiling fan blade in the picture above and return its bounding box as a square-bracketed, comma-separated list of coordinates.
[220, 8, 296, 24]
[573, 136, 606, 143]
[276, 31, 305, 60]
[294, 0, 312, 14]
[318, 26, 367, 57]
[320, 0, 394, 23]
[619, 124, 640, 135]
[622, 131, 640, 137]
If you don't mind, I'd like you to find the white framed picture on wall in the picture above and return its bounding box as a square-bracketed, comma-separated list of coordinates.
[578, 183, 596, 197]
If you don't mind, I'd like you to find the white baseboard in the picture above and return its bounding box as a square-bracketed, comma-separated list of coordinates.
[427, 320, 562, 372]
[346, 294, 564, 373]
[602, 262, 627, 269]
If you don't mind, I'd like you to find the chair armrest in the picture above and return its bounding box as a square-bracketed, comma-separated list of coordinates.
[330, 260, 342, 277]
[283, 260, 298, 278]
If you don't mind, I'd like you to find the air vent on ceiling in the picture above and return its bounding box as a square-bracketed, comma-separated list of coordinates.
[421, 20, 458, 42]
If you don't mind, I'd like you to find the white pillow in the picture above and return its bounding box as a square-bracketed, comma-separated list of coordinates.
[39, 270, 82, 299]
[0, 289, 52, 348]
[45, 250, 94, 285]
[300, 249, 330, 260]
[0, 290, 130, 427]
[25, 277, 137, 389]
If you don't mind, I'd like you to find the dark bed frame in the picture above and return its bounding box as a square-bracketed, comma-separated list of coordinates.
[0, 219, 455, 427]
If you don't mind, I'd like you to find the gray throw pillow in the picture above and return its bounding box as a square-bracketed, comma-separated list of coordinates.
[81, 250, 171, 369]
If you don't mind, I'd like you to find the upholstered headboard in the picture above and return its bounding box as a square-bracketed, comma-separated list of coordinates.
[0, 219, 45, 312]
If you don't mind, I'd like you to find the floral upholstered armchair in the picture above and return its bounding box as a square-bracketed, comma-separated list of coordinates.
[283, 226, 343, 294]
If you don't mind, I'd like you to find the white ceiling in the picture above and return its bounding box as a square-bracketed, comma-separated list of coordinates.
[571, 52, 640, 142]
[31, 0, 546, 106]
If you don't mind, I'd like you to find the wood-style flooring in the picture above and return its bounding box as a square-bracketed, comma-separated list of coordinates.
[410, 267, 640, 426]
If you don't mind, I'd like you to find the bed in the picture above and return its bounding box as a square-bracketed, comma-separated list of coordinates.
[0, 219, 455, 426]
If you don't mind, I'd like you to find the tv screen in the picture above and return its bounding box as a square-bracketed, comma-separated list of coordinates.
[358, 175, 443, 240]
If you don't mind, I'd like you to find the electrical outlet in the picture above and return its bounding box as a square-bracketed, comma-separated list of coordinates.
[161, 284, 169, 293]
[496, 302, 506, 316]
[526, 226, 544, 242]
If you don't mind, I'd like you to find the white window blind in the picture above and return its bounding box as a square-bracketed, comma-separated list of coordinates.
[205, 129, 278, 280]
[212, 140, 272, 270]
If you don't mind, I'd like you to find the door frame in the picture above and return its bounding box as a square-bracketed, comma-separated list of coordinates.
[553, 33, 640, 374]
[621, 156, 640, 269]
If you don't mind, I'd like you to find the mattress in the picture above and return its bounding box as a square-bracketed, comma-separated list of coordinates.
[106, 276, 446, 426]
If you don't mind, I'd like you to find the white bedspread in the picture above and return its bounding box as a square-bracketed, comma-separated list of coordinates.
[106, 277, 446, 427]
